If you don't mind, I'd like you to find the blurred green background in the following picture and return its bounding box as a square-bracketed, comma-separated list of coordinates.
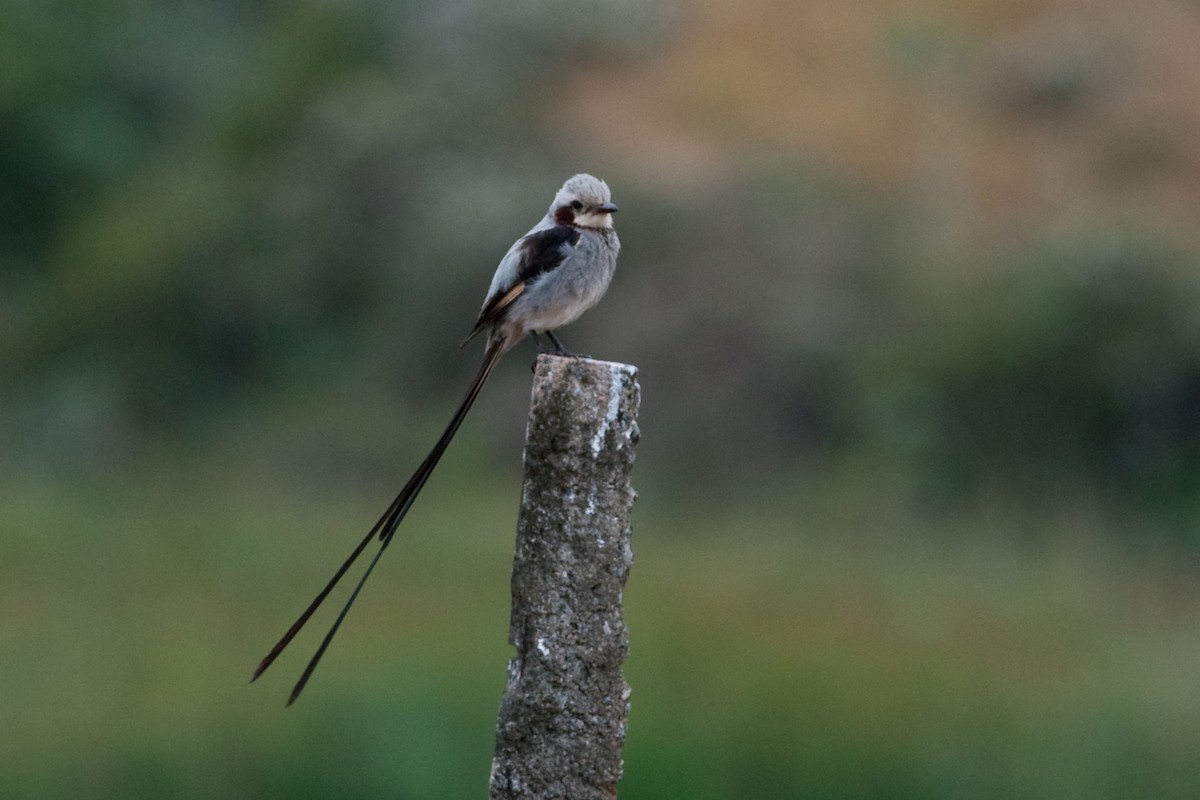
[4, 0, 1200, 797]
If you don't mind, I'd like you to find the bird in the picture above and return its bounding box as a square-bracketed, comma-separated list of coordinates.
[252, 174, 620, 705]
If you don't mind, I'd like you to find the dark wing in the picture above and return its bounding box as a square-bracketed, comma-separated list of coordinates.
[514, 225, 581, 284]
[462, 225, 581, 345]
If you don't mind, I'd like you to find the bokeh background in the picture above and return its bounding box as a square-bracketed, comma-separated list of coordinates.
[5, 0, 1200, 797]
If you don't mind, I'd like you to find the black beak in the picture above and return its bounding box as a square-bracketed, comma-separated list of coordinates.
[596, 202, 619, 214]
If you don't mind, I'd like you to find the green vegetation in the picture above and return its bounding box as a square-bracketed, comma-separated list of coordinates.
[3, 447, 1199, 798]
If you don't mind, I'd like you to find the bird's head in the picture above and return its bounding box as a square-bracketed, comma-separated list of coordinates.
[550, 174, 619, 229]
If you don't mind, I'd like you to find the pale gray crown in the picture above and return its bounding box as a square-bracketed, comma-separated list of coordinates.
[551, 174, 613, 213]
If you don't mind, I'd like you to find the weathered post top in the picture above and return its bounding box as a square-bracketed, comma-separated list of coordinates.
[489, 354, 640, 800]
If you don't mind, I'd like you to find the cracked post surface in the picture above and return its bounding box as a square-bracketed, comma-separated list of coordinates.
[489, 355, 641, 800]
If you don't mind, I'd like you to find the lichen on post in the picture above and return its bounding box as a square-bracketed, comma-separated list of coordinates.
[489, 354, 641, 800]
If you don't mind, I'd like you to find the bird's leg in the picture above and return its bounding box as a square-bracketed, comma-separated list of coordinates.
[528, 331, 582, 369]
[528, 331, 550, 370]
[545, 330, 585, 358]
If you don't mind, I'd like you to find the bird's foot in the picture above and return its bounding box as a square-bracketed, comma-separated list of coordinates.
[528, 332, 590, 369]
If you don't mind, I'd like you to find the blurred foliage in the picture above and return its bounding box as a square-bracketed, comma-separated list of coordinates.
[851, 232, 1200, 521]
[4, 0, 1200, 526]
[1, 0, 665, 440]
[5, 0, 1200, 797]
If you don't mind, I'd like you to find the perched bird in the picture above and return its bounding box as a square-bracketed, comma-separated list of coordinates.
[253, 174, 621, 704]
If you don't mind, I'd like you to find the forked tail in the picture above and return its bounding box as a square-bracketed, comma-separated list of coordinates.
[252, 340, 506, 704]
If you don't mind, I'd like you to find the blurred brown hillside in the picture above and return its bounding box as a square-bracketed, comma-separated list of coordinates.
[566, 0, 1200, 249]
